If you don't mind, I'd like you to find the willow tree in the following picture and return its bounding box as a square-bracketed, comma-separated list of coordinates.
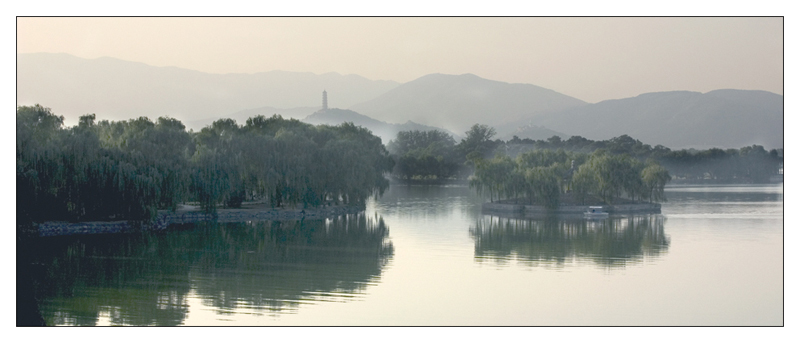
[469, 154, 516, 203]
[191, 147, 233, 213]
[97, 116, 194, 214]
[524, 166, 561, 209]
[641, 162, 671, 202]
[189, 117, 393, 211]
[17, 106, 180, 221]
[570, 163, 598, 205]
[323, 123, 394, 204]
[17, 105, 68, 221]
[516, 149, 574, 195]
[18, 107, 395, 221]
[468, 145, 671, 207]
[619, 155, 645, 202]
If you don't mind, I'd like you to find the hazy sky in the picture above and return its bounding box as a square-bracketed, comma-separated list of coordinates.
[17, 17, 783, 103]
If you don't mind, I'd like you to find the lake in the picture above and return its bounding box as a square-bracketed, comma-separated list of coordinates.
[29, 183, 783, 326]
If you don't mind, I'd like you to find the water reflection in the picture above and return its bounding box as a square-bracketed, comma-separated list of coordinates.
[375, 183, 482, 218]
[469, 215, 669, 268]
[665, 184, 783, 203]
[31, 214, 393, 325]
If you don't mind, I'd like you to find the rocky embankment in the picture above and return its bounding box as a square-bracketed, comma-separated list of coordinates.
[37, 204, 364, 237]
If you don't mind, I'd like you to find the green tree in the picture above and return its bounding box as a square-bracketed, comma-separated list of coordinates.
[571, 163, 598, 205]
[524, 166, 560, 209]
[459, 124, 498, 164]
[387, 130, 459, 180]
[641, 161, 671, 202]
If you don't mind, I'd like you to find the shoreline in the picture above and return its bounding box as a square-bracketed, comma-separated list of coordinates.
[36, 204, 365, 237]
[482, 202, 661, 217]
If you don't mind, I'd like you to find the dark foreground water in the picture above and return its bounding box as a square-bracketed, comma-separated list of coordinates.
[28, 184, 783, 326]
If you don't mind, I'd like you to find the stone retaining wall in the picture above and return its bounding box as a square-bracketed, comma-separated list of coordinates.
[37, 205, 364, 237]
[482, 202, 660, 216]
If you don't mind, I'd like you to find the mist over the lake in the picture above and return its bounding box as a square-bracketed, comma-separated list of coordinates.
[16, 17, 784, 330]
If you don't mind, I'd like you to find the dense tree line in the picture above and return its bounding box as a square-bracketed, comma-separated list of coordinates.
[390, 125, 782, 183]
[387, 124, 500, 180]
[506, 134, 782, 183]
[469, 149, 671, 208]
[386, 130, 460, 180]
[17, 105, 393, 223]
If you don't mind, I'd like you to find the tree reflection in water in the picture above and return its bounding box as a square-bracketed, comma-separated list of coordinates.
[469, 215, 669, 268]
[31, 213, 393, 326]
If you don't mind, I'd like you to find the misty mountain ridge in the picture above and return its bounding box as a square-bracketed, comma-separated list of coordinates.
[348, 73, 588, 134]
[303, 108, 458, 144]
[345, 72, 782, 149]
[17, 53, 782, 149]
[522, 89, 783, 149]
[17, 53, 399, 128]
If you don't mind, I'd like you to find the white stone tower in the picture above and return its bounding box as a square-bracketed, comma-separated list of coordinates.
[322, 90, 328, 111]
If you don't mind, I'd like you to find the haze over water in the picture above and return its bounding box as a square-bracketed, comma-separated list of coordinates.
[31, 183, 783, 326]
[15, 16, 786, 331]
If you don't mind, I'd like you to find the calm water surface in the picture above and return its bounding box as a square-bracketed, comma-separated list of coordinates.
[31, 183, 783, 326]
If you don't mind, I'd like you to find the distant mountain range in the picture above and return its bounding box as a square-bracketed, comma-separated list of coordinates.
[348, 73, 588, 134]
[17, 53, 783, 149]
[17, 53, 399, 129]
[527, 90, 783, 149]
[347, 73, 781, 149]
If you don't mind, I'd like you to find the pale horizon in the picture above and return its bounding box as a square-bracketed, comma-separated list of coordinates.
[17, 17, 783, 104]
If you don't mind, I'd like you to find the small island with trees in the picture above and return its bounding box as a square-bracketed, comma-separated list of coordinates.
[385, 123, 781, 216]
[462, 125, 670, 216]
[472, 148, 669, 216]
[386, 124, 669, 216]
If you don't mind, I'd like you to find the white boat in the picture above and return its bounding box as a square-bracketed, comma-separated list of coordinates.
[584, 206, 609, 218]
